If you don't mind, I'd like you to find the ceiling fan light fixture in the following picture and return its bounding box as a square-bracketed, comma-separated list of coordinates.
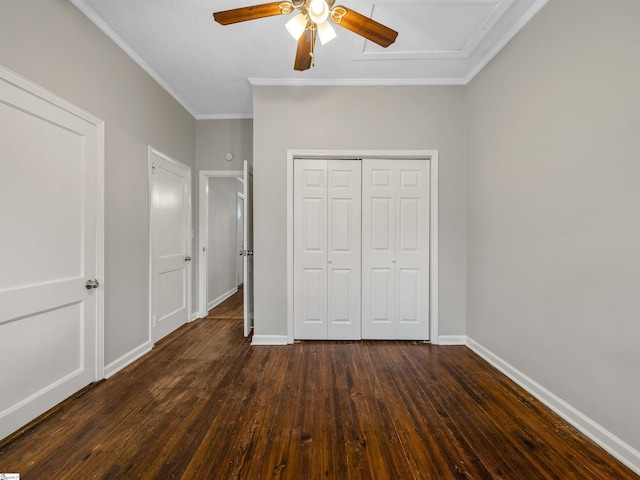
[285, 13, 307, 40]
[212, 1, 398, 71]
[317, 20, 337, 45]
[308, 0, 329, 24]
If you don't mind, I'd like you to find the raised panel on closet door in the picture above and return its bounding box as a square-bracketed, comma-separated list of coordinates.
[395, 161, 430, 339]
[362, 161, 395, 339]
[327, 160, 361, 339]
[362, 159, 430, 340]
[294, 160, 328, 339]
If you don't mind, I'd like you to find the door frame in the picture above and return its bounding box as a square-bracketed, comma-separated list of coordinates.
[286, 149, 439, 344]
[148, 147, 192, 346]
[197, 169, 244, 318]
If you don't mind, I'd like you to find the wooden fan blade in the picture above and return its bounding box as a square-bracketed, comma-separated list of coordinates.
[294, 31, 313, 71]
[332, 6, 398, 47]
[213, 2, 288, 25]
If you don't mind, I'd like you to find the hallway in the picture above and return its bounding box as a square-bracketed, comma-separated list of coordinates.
[207, 285, 244, 321]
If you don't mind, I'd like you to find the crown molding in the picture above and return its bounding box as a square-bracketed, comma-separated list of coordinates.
[195, 113, 254, 120]
[68, 0, 198, 119]
[464, 0, 550, 84]
[248, 77, 467, 87]
[69, 0, 550, 119]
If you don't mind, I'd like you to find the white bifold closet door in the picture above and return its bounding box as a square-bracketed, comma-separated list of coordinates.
[294, 159, 361, 340]
[362, 159, 430, 340]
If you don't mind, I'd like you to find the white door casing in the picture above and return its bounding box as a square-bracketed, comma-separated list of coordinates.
[362, 159, 430, 340]
[149, 148, 191, 343]
[198, 170, 242, 318]
[293, 159, 361, 340]
[0, 66, 104, 440]
[243, 160, 254, 337]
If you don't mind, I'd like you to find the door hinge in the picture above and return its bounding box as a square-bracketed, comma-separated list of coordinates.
[153, 315, 157, 328]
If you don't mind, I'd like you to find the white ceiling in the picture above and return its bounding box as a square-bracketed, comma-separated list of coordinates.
[70, 0, 548, 118]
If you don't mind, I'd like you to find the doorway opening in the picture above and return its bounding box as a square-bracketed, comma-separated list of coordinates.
[198, 166, 254, 337]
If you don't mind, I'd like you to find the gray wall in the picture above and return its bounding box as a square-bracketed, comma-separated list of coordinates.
[207, 177, 243, 306]
[0, 0, 196, 366]
[253, 86, 467, 338]
[466, 0, 640, 453]
[196, 119, 253, 171]
[194, 118, 253, 314]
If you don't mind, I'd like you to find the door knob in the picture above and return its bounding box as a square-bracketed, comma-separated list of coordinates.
[185, 256, 192, 262]
[85, 279, 99, 290]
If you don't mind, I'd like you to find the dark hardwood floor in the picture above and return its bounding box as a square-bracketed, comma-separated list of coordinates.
[206, 285, 244, 320]
[1, 288, 636, 479]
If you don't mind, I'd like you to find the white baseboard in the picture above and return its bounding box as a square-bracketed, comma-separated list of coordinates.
[466, 337, 640, 475]
[190, 311, 199, 322]
[104, 341, 152, 379]
[438, 335, 466, 345]
[251, 335, 289, 346]
[207, 287, 238, 312]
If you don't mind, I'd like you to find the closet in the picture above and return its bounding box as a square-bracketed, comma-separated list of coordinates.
[293, 158, 430, 340]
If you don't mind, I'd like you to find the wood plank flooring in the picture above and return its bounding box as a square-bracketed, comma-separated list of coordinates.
[0, 289, 637, 479]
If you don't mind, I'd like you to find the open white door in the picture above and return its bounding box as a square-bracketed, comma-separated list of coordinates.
[149, 148, 191, 343]
[236, 193, 244, 286]
[243, 161, 254, 336]
[0, 67, 103, 440]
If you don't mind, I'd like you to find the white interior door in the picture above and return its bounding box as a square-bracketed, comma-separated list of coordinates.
[236, 194, 244, 286]
[0, 68, 103, 440]
[362, 159, 430, 340]
[243, 161, 254, 337]
[149, 148, 191, 343]
[294, 159, 361, 340]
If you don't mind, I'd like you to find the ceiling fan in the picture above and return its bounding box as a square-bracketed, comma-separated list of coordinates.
[213, 0, 398, 71]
